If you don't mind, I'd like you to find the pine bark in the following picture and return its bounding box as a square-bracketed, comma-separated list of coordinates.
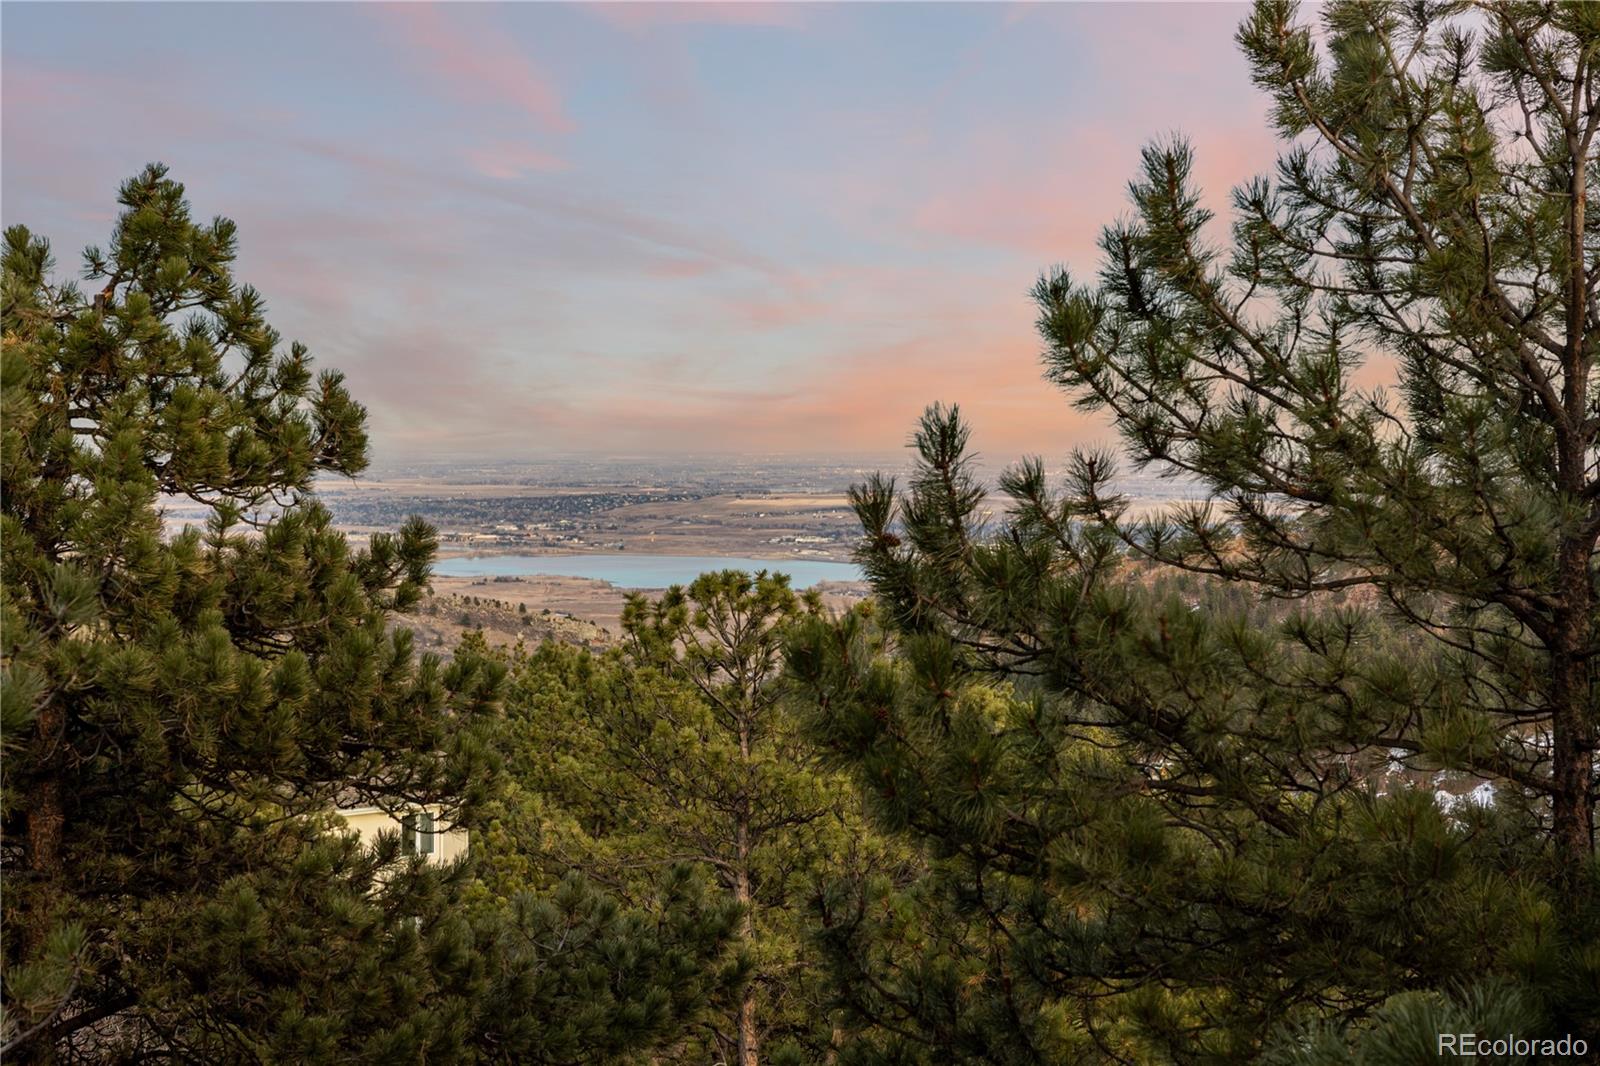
[1551, 119, 1596, 874]
[734, 859, 758, 1066]
[1549, 543, 1595, 872]
[734, 718, 759, 1066]
[24, 701, 65, 952]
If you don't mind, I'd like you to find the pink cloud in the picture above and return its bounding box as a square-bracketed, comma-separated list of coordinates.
[375, 3, 573, 134]
[717, 263, 980, 331]
[2, 3, 1304, 465]
[776, 329, 1083, 456]
[465, 141, 567, 179]
[908, 126, 1129, 259]
[580, 344, 1099, 457]
[547, 297, 1108, 457]
[2, 62, 74, 109]
[1084, 3, 1254, 83]
[336, 316, 581, 454]
[1, 62, 245, 213]
[644, 257, 720, 279]
[726, 291, 823, 329]
[276, 130, 781, 278]
[907, 116, 1277, 264]
[1000, 4, 1035, 28]
[587, 3, 806, 32]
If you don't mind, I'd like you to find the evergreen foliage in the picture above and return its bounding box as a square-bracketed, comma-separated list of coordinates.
[0, 166, 740, 1064]
[788, 2, 1599, 1060]
[477, 572, 908, 1065]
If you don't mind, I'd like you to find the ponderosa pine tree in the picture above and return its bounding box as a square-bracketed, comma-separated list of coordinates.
[789, 1, 1598, 1060]
[0, 166, 742, 1064]
[476, 572, 904, 1065]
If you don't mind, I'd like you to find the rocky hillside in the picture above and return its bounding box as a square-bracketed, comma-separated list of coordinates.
[395, 590, 613, 656]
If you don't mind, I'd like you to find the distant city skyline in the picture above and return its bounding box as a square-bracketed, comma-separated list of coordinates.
[3, 1, 1274, 461]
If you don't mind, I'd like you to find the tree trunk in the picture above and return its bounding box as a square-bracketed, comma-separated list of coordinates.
[734, 818, 758, 1066]
[1551, 124, 1595, 877]
[18, 702, 68, 1066]
[25, 701, 66, 952]
[826, 1020, 845, 1064]
[1550, 535, 1596, 875]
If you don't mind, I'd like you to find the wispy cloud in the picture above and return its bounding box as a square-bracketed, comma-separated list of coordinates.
[3, 1, 1286, 460]
[373, 3, 574, 134]
[465, 141, 568, 180]
[586, 3, 807, 32]
[269, 129, 780, 278]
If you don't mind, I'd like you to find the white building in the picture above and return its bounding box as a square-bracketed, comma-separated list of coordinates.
[334, 804, 469, 864]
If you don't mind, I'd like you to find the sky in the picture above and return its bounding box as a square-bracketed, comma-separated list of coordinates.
[2, 1, 1279, 462]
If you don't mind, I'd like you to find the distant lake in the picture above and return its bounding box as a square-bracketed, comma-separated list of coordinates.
[433, 553, 863, 589]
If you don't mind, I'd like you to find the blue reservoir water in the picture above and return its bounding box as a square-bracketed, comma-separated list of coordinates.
[432, 553, 863, 589]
